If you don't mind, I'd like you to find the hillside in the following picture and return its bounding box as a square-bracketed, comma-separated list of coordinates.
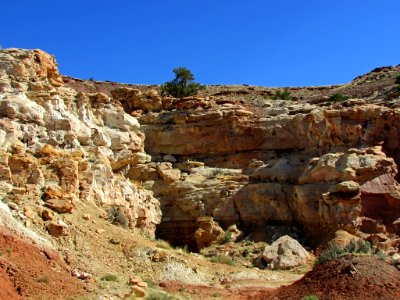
[1, 48, 400, 299]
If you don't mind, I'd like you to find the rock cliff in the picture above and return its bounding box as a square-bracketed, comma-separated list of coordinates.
[1, 48, 400, 252]
[0, 48, 161, 238]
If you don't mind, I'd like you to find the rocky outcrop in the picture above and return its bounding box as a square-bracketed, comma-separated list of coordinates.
[2, 48, 400, 251]
[0, 48, 161, 237]
[261, 235, 311, 270]
[139, 88, 400, 245]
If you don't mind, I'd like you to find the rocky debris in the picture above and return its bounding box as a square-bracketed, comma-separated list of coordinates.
[71, 269, 92, 280]
[127, 275, 148, 298]
[41, 209, 55, 221]
[46, 220, 68, 237]
[261, 235, 311, 270]
[131, 285, 146, 297]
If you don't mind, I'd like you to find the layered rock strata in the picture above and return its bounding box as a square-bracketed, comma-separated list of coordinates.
[0, 49, 160, 238]
[133, 89, 400, 246]
[2, 48, 400, 250]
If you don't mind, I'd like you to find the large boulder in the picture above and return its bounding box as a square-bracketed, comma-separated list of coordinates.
[194, 217, 225, 249]
[262, 235, 311, 270]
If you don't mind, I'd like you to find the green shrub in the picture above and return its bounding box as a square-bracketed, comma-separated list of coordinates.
[316, 244, 346, 265]
[223, 231, 233, 243]
[100, 274, 118, 282]
[145, 290, 178, 300]
[107, 206, 129, 228]
[395, 75, 400, 85]
[271, 88, 292, 100]
[182, 244, 189, 253]
[156, 239, 172, 249]
[302, 296, 319, 300]
[37, 275, 49, 283]
[316, 239, 385, 265]
[161, 67, 204, 98]
[209, 255, 235, 266]
[329, 93, 350, 102]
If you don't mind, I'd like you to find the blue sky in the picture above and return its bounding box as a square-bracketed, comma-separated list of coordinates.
[1, 1, 399, 86]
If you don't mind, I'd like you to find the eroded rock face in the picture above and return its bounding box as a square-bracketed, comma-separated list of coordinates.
[0, 49, 161, 237]
[139, 87, 400, 245]
[2, 48, 400, 249]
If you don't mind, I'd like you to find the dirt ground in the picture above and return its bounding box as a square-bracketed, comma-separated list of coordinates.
[274, 255, 400, 300]
[0, 227, 87, 300]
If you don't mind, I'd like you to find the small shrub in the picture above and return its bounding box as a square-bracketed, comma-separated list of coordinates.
[107, 206, 129, 228]
[212, 292, 221, 298]
[161, 67, 204, 98]
[316, 244, 346, 265]
[100, 274, 119, 282]
[316, 239, 385, 265]
[395, 75, 400, 85]
[209, 255, 235, 266]
[182, 244, 189, 253]
[0, 248, 12, 256]
[271, 88, 292, 100]
[37, 275, 49, 283]
[302, 296, 319, 300]
[156, 239, 172, 250]
[144, 279, 155, 288]
[223, 231, 233, 244]
[329, 93, 350, 102]
[145, 290, 178, 300]
[356, 239, 371, 254]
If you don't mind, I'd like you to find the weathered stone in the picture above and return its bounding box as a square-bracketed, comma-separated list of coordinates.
[194, 217, 225, 249]
[157, 162, 181, 182]
[46, 221, 67, 237]
[262, 235, 311, 270]
[42, 209, 55, 221]
[131, 285, 146, 298]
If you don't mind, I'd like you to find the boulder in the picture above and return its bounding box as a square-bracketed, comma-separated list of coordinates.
[194, 217, 225, 249]
[46, 221, 68, 237]
[262, 235, 311, 270]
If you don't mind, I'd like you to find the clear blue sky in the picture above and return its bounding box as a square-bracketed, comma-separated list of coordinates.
[1, 0, 399, 86]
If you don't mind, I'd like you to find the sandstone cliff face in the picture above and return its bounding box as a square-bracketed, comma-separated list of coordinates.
[0, 49, 160, 237]
[1, 48, 400, 250]
[132, 84, 400, 246]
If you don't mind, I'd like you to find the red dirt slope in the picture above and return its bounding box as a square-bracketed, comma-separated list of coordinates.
[275, 255, 400, 300]
[0, 227, 87, 300]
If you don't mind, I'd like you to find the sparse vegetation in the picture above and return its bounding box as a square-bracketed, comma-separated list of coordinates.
[107, 206, 129, 228]
[223, 231, 233, 243]
[209, 255, 235, 266]
[156, 239, 172, 249]
[302, 296, 319, 300]
[316, 239, 386, 265]
[0, 248, 12, 256]
[100, 274, 119, 282]
[181, 244, 189, 253]
[145, 289, 179, 300]
[37, 275, 49, 283]
[271, 88, 292, 100]
[329, 93, 350, 102]
[161, 67, 204, 98]
[395, 75, 400, 85]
